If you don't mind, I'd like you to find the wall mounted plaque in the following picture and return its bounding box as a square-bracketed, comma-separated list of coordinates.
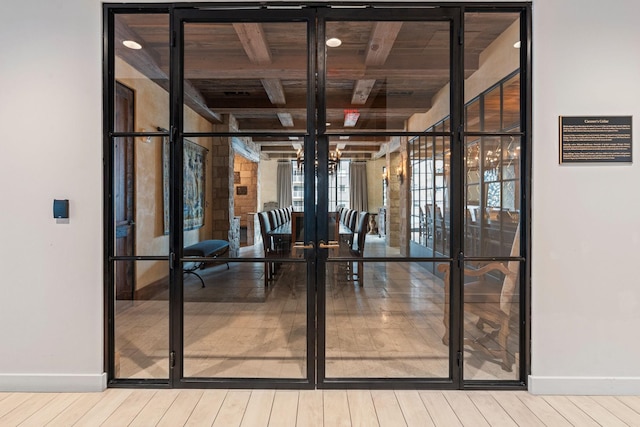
[560, 116, 632, 163]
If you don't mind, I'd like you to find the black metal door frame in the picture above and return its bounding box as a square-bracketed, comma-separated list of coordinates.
[169, 7, 319, 389]
[314, 6, 463, 389]
[104, 2, 532, 390]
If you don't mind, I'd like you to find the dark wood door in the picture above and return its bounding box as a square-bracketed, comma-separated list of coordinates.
[115, 83, 135, 300]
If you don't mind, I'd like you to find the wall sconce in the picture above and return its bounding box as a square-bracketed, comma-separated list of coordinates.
[396, 164, 404, 184]
[382, 169, 389, 185]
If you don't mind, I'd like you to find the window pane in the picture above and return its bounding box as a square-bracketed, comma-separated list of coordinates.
[408, 135, 451, 258]
[465, 136, 521, 258]
[114, 14, 170, 131]
[466, 100, 481, 132]
[483, 86, 501, 132]
[503, 74, 521, 131]
[326, 20, 450, 133]
[112, 135, 169, 257]
[115, 260, 170, 379]
[464, 12, 520, 132]
[325, 261, 449, 378]
[183, 22, 308, 133]
[184, 261, 307, 379]
[463, 260, 521, 380]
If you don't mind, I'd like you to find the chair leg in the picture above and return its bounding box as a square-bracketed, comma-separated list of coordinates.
[184, 271, 205, 288]
[497, 318, 513, 372]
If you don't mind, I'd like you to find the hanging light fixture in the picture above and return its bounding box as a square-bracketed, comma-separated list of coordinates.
[296, 147, 342, 174]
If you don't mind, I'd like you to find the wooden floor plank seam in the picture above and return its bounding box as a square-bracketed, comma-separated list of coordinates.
[0, 390, 638, 427]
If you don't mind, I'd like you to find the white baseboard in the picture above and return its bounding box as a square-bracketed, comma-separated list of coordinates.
[529, 375, 640, 395]
[0, 373, 107, 392]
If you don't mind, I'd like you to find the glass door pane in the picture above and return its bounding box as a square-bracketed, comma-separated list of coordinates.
[320, 15, 453, 382]
[111, 11, 171, 381]
[182, 22, 308, 134]
[463, 11, 523, 381]
[179, 15, 312, 381]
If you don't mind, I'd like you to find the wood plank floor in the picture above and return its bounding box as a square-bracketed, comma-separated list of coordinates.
[1, 389, 639, 426]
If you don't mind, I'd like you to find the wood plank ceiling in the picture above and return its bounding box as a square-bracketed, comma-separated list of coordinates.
[115, 10, 518, 160]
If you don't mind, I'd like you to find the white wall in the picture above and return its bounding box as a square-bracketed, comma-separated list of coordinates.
[0, 0, 104, 391]
[530, 0, 640, 394]
[1, 0, 640, 394]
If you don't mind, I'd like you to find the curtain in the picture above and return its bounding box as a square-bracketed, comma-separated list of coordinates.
[277, 161, 292, 209]
[349, 162, 368, 212]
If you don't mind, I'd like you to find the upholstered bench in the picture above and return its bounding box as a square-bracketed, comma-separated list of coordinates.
[183, 240, 230, 287]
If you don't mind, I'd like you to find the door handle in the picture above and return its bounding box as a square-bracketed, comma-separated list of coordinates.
[319, 240, 340, 249]
[293, 241, 314, 255]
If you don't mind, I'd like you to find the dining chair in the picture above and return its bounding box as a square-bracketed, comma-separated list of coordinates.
[437, 225, 520, 371]
[345, 211, 369, 286]
[257, 211, 280, 287]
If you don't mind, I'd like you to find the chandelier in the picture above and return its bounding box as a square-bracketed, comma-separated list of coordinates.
[296, 148, 341, 174]
[466, 139, 520, 169]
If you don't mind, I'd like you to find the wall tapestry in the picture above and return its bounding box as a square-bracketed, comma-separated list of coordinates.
[163, 137, 208, 234]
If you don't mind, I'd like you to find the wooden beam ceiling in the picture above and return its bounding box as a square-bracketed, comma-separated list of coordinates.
[115, 12, 519, 157]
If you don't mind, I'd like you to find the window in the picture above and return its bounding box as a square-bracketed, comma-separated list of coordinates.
[382, 166, 388, 208]
[292, 161, 305, 211]
[410, 71, 520, 258]
[293, 159, 350, 211]
[329, 160, 350, 210]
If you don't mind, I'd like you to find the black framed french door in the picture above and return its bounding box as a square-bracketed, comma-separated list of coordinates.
[170, 7, 319, 388]
[314, 7, 462, 389]
[104, 2, 531, 390]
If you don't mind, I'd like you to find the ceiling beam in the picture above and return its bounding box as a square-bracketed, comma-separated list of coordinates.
[277, 112, 295, 127]
[350, 22, 403, 105]
[115, 19, 222, 124]
[261, 78, 287, 105]
[234, 23, 289, 109]
[207, 93, 433, 111]
[351, 79, 377, 105]
[184, 64, 475, 80]
[365, 22, 403, 66]
[232, 23, 272, 64]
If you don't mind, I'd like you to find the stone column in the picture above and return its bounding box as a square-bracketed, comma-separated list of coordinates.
[233, 155, 258, 229]
[387, 151, 403, 249]
[383, 139, 410, 255]
[209, 135, 231, 239]
[209, 117, 237, 255]
[398, 139, 409, 256]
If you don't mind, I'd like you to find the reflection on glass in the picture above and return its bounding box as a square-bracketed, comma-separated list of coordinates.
[183, 262, 307, 379]
[462, 260, 521, 380]
[114, 261, 170, 379]
[325, 261, 448, 378]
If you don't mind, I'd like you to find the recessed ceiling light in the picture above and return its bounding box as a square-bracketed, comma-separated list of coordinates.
[513, 41, 521, 49]
[326, 122, 331, 126]
[123, 40, 142, 50]
[326, 37, 342, 48]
